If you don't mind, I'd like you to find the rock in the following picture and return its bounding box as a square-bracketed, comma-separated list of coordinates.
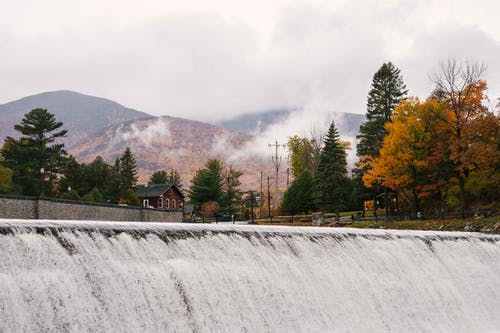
[312, 212, 324, 226]
[481, 226, 492, 233]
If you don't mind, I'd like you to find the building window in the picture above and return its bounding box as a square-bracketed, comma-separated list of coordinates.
[158, 198, 163, 209]
[142, 199, 149, 208]
[179, 201, 184, 209]
[172, 199, 176, 210]
[165, 199, 169, 209]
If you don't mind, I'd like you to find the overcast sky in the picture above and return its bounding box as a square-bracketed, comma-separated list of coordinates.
[1, 0, 499, 122]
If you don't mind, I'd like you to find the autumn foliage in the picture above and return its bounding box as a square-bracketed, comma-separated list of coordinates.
[362, 71, 499, 216]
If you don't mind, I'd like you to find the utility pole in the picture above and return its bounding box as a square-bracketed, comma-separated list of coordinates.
[286, 153, 290, 189]
[250, 191, 254, 224]
[286, 167, 290, 189]
[267, 176, 272, 220]
[269, 140, 286, 208]
[259, 171, 263, 218]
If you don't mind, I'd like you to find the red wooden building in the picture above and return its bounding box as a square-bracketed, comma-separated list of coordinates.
[136, 183, 185, 211]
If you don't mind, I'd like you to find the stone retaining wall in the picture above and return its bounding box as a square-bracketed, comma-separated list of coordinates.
[0, 195, 182, 222]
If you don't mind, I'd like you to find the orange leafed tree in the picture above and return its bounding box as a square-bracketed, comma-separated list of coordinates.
[363, 89, 499, 215]
[431, 60, 499, 215]
[362, 60, 499, 216]
[362, 98, 445, 213]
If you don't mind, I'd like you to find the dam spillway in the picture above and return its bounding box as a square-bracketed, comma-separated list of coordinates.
[0, 219, 499, 332]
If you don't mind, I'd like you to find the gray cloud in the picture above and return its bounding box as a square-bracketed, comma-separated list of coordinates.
[0, 0, 498, 124]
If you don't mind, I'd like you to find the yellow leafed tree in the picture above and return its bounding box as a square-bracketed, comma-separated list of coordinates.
[363, 98, 445, 213]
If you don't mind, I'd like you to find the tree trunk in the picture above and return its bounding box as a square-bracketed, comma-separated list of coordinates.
[458, 174, 466, 219]
[412, 183, 420, 218]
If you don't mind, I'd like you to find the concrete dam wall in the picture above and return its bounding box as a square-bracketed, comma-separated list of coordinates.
[0, 219, 499, 332]
[0, 195, 182, 222]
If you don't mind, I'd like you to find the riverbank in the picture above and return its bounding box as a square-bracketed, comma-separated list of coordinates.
[256, 216, 500, 234]
[349, 216, 500, 234]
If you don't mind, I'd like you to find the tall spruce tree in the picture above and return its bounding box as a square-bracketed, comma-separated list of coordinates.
[116, 147, 139, 205]
[314, 121, 348, 216]
[59, 155, 121, 203]
[219, 166, 243, 215]
[166, 169, 184, 191]
[149, 169, 184, 191]
[58, 156, 88, 196]
[1, 108, 67, 196]
[86, 156, 113, 195]
[357, 62, 408, 158]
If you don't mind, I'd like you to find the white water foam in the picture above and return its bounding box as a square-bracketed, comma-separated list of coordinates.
[0, 219, 499, 332]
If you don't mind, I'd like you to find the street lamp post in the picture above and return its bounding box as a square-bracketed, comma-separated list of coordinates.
[40, 167, 45, 197]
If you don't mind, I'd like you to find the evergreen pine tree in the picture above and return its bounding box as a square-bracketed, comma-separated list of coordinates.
[0, 108, 67, 196]
[116, 147, 138, 202]
[188, 160, 224, 206]
[105, 158, 122, 203]
[219, 166, 243, 215]
[149, 171, 168, 185]
[59, 155, 121, 202]
[60, 188, 82, 201]
[281, 171, 316, 215]
[314, 121, 348, 216]
[59, 156, 88, 196]
[356, 62, 408, 158]
[82, 187, 105, 203]
[85, 156, 113, 195]
[166, 169, 183, 191]
[149, 169, 183, 190]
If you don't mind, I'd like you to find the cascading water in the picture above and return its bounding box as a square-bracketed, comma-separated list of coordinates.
[0, 219, 499, 332]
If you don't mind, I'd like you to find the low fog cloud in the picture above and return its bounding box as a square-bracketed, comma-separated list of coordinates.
[113, 118, 171, 148]
[229, 107, 360, 172]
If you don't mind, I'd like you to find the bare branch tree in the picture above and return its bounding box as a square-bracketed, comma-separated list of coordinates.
[431, 59, 487, 217]
[309, 123, 325, 160]
[432, 59, 486, 125]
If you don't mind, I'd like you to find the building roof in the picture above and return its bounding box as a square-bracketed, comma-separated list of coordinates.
[135, 183, 184, 198]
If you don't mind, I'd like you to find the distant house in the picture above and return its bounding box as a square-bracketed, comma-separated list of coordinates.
[136, 183, 185, 212]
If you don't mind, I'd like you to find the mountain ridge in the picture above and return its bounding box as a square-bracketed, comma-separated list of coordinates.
[0, 90, 152, 147]
[0, 91, 364, 189]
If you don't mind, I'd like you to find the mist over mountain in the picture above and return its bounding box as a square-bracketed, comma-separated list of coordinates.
[217, 109, 291, 135]
[216, 108, 365, 137]
[215, 107, 365, 171]
[0, 90, 151, 147]
[70, 116, 267, 189]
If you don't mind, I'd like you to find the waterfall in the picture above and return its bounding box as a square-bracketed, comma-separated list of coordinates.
[0, 219, 499, 332]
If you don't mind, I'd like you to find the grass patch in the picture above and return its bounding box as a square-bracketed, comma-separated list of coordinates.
[349, 216, 499, 233]
[255, 215, 499, 233]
